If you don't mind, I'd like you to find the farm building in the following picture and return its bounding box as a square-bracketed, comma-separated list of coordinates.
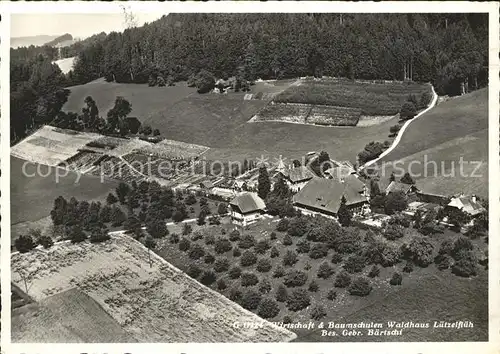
[229, 192, 266, 226]
[385, 181, 419, 196]
[446, 195, 485, 217]
[279, 165, 315, 192]
[292, 178, 369, 218]
[324, 162, 356, 180]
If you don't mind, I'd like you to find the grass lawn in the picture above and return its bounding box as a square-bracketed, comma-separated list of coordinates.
[377, 88, 488, 198]
[153, 217, 487, 342]
[63, 79, 398, 163]
[11, 156, 119, 234]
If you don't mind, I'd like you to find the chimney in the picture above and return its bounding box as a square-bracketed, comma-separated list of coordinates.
[471, 195, 477, 203]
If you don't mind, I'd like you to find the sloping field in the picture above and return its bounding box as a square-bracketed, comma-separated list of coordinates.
[11, 234, 296, 343]
[64, 79, 197, 119]
[12, 288, 133, 343]
[11, 156, 119, 226]
[62, 80, 398, 162]
[378, 88, 488, 197]
[11, 126, 101, 166]
[275, 79, 431, 115]
[299, 271, 488, 342]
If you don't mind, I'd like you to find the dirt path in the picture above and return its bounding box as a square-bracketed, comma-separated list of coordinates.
[359, 85, 438, 170]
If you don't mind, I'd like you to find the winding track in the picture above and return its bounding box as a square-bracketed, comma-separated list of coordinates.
[359, 84, 438, 170]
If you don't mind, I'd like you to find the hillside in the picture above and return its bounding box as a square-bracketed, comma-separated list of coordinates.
[377, 88, 488, 197]
[11, 35, 59, 48]
[62, 79, 397, 162]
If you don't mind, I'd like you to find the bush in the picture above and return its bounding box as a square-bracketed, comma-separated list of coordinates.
[214, 238, 232, 254]
[204, 233, 215, 245]
[331, 252, 343, 264]
[189, 244, 206, 260]
[229, 287, 242, 302]
[368, 265, 380, 278]
[276, 284, 288, 302]
[229, 230, 241, 241]
[435, 253, 452, 270]
[241, 272, 259, 287]
[283, 234, 293, 246]
[270, 232, 277, 240]
[182, 223, 192, 235]
[240, 250, 257, 266]
[214, 258, 230, 272]
[452, 237, 474, 260]
[287, 289, 311, 311]
[191, 231, 203, 242]
[400, 101, 417, 120]
[270, 246, 280, 258]
[308, 280, 319, 292]
[284, 270, 308, 288]
[451, 252, 478, 277]
[380, 245, 402, 266]
[187, 265, 202, 279]
[238, 234, 256, 249]
[327, 290, 337, 300]
[204, 253, 215, 264]
[344, 253, 366, 273]
[402, 236, 434, 267]
[179, 238, 191, 252]
[310, 305, 327, 320]
[383, 224, 404, 240]
[283, 315, 292, 324]
[258, 297, 280, 319]
[259, 278, 272, 294]
[241, 290, 262, 310]
[334, 271, 351, 288]
[276, 218, 290, 232]
[287, 217, 310, 237]
[233, 246, 242, 257]
[38, 235, 54, 249]
[200, 270, 217, 285]
[229, 266, 242, 279]
[257, 258, 272, 273]
[169, 233, 180, 244]
[389, 272, 402, 285]
[317, 261, 334, 279]
[217, 278, 227, 290]
[283, 250, 298, 266]
[296, 239, 311, 254]
[273, 265, 285, 278]
[348, 277, 372, 296]
[255, 239, 270, 254]
[403, 261, 414, 273]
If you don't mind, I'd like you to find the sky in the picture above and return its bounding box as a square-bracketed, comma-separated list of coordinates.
[11, 13, 165, 39]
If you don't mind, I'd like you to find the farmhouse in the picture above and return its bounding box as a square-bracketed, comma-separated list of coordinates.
[229, 192, 266, 226]
[446, 195, 485, 218]
[280, 165, 315, 192]
[385, 181, 419, 196]
[292, 178, 369, 218]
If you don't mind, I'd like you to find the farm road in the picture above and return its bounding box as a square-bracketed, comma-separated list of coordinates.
[360, 84, 438, 170]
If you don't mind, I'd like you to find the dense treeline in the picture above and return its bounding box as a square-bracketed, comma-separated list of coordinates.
[11, 13, 488, 143]
[63, 13, 488, 91]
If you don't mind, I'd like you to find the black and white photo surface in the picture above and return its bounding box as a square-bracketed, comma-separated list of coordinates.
[5, 2, 499, 350]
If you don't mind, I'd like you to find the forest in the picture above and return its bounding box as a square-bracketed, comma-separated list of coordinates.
[11, 13, 488, 143]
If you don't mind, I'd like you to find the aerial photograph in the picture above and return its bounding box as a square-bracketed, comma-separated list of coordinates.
[9, 11, 489, 343]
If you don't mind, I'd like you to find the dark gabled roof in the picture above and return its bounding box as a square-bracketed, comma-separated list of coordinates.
[293, 178, 367, 215]
[230, 192, 266, 214]
[284, 166, 315, 183]
[386, 181, 414, 194]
